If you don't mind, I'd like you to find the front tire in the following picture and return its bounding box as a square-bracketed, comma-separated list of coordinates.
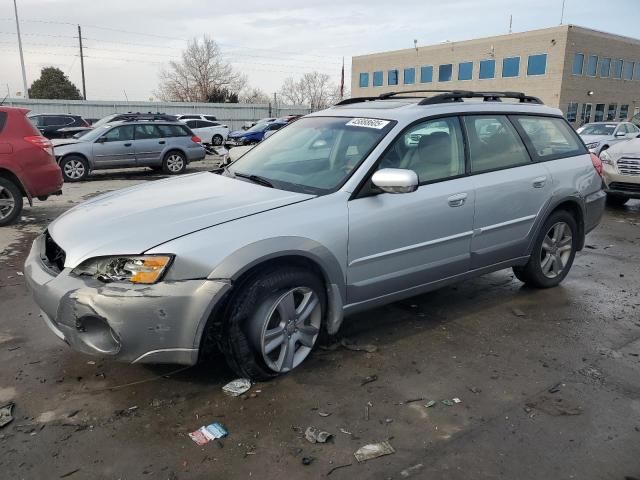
[513, 210, 578, 288]
[217, 267, 326, 381]
[60, 155, 89, 182]
[162, 151, 187, 175]
[606, 194, 629, 207]
[0, 178, 23, 227]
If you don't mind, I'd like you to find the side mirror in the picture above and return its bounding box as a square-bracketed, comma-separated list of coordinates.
[95, 136, 107, 143]
[371, 168, 418, 194]
[615, 132, 626, 138]
[636, 133, 640, 138]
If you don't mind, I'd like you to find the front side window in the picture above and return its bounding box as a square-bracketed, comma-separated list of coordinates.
[102, 125, 134, 142]
[388, 69, 399, 86]
[502, 57, 520, 77]
[359, 72, 369, 88]
[613, 59, 623, 78]
[228, 116, 394, 194]
[607, 104, 617, 121]
[479, 59, 496, 79]
[420, 65, 433, 83]
[463, 116, 530, 173]
[623, 61, 634, 80]
[377, 117, 465, 183]
[513, 116, 585, 160]
[438, 64, 452, 82]
[373, 71, 383, 87]
[594, 104, 605, 122]
[600, 57, 611, 77]
[527, 54, 547, 76]
[586, 55, 598, 76]
[403, 67, 415, 85]
[620, 105, 629, 120]
[458, 61, 473, 80]
[572, 53, 584, 75]
[566, 103, 578, 123]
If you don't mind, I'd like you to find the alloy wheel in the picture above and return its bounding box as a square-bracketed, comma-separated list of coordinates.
[0, 185, 16, 221]
[166, 154, 184, 172]
[63, 159, 85, 180]
[540, 221, 573, 279]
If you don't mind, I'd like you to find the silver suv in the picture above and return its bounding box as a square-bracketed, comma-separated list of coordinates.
[25, 91, 605, 380]
[53, 119, 206, 181]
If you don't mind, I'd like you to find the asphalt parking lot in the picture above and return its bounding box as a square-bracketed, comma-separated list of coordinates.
[1, 161, 639, 480]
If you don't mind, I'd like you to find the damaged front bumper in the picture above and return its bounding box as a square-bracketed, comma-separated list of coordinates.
[23, 235, 231, 365]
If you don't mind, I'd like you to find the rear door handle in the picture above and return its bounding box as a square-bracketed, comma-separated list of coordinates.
[124, 143, 132, 147]
[532, 176, 547, 188]
[448, 193, 467, 207]
[159, 140, 166, 144]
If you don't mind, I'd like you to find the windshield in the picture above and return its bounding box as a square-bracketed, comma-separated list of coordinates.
[227, 116, 395, 194]
[78, 125, 113, 142]
[90, 114, 118, 129]
[246, 122, 270, 133]
[578, 124, 616, 136]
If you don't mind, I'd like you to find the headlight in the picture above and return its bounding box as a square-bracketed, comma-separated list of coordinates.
[585, 142, 600, 150]
[72, 255, 173, 284]
[599, 149, 613, 165]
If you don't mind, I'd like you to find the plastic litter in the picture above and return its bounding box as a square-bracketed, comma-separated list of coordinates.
[305, 426, 332, 443]
[0, 402, 14, 428]
[340, 338, 378, 353]
[452, 397, 462, 404]
[354, 441, 395, 462]
[302, 456, 314, 466]
[441, 399, 454, 406]
[424, 400, 436, 408]
[361, 375, 378, 386]
[222, 378, 251, 397]
[511, 307, 526, 317]
[401, 463, 425, 477]
[188, 422, 228, 445]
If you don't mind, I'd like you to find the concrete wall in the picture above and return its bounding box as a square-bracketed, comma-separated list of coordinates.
[351, 26, 569, 107]
[560, 25, 640, 125]
[3, 99, 312, 130]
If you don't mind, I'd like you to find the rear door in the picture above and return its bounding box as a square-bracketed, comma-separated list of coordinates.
[91, 125, 135, 168]
[133, 124, 164, 165]
[463, 115, 552, 268]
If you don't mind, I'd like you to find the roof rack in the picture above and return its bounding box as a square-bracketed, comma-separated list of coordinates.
[117, 113, 177, 122]
[334, 90, 543, 106]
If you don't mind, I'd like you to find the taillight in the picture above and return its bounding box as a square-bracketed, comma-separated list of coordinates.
[590, 152, 603, 177]
[24, 135, 54, 156]
[191, 136, 202, 144]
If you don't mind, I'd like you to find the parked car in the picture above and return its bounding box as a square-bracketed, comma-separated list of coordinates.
[53, 119, 205, 181]
[0, 107, 63, 226]
[24, 90, 605, 380]
[63, 113, 178, 139]
[576, 121, 639, 155]
[599, 138, 640, 206]
[243, 117, 277, 130]
[227, 120, 287, 146]
[180, 119, 229, 146]
[28, 113, 90, 139]
[175, 114, 217, 122]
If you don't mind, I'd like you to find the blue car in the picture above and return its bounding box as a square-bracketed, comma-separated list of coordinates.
[226, 120, 287, 146]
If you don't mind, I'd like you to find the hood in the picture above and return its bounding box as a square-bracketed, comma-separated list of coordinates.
[608, 138, 640, 157]
[52, 138, 83, 149]
[49, 172, 314, 267]
[580, 134, 609, 144]
[228, 130, 246, 138]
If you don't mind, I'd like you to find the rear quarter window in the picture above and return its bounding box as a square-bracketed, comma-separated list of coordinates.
[512, 116, 586, 160]
[158, 124, 190, 137]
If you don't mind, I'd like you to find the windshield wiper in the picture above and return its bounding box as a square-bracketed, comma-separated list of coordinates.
[233, 172, 274, 188]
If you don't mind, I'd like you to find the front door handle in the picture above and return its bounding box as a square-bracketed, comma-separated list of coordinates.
[159, 140, 166, 144]
[124, 143, 132, 147]
[448, 193, 467, 207]
[532, 176, 547, 188]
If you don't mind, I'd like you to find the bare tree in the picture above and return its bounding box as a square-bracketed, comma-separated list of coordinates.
[240, 87, 271, 104]
[157, 36, 246, 102]
[278, 72, 342, 110]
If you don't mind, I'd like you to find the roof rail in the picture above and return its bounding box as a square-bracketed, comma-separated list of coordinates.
[335, 90, 543, 107]
[118, 113, 177, 122]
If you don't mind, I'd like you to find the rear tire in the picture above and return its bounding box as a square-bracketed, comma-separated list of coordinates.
[0, 178, 23, 227]
[606, 194, 629, 207]
[217, 267, 326, 381]
[513, 210, 578, 288]
[162, 151, 187, 175]
[60, 155, 89, 182]
[212, 135, 223, 146]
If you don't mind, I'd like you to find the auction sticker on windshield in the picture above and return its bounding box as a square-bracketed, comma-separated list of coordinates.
[346, 118, 391, 129]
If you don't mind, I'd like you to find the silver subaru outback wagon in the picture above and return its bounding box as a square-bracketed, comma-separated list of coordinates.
[25, 91, 605, 380]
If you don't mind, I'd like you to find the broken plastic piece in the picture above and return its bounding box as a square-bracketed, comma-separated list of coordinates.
[222, 378, 251, 397]
[401, 463, 425, 477]
[305, 426, 332, 443]
[452, 397, 462, 404]
[424, 400, 436, 408]
[0, 402, 14, 428]
[354, 441, 395, 462]
[441, 399, 454, 406]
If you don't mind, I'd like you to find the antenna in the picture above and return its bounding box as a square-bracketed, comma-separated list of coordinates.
[560, 0, 566, 24]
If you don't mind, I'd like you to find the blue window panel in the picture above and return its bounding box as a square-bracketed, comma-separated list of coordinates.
[458, 61, 473, 80]
[634, 62, 640, 80]
[502, 57, 520, 77]
[373, 71, 383, 87]
[420, 65, 433, 83]
[613, 59, 623, 78]
[623, 61, 634, 80]
[388, 69, 399, 86]
[586, 55, 598, 76]
[403, 67, 415, 84]
[359, 72, 369, 88]
[600, 57, 611, 77]
[479, 59, 496, 79]
[527, 54, 547, 76]
[438, 64, 452, 82]
[572, 53, 584, 75]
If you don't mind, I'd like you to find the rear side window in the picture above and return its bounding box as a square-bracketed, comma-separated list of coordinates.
[180, 115, 199, 120]
[512, 116, 586, 160]
[204, 115, 217, 121]
[44, 116, 73, 127]
[134, 125, 162, 139]
[0, 112, 7, 134]
[158, 124, 190, 137]
[184, 120, 199, 128]
[463, 115, 531, 173]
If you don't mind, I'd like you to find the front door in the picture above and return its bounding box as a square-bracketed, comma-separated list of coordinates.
[347, 116, 475, 306]
[91, 125, 135, 168]
[133, 125, 165, 165]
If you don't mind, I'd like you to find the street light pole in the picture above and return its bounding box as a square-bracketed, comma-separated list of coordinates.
[13, 0, 29, 98]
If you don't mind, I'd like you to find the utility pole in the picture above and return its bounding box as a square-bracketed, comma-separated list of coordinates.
[509, 14, 513, 33]
[77, 25, 87, 100]
[13, 0, 28, 99]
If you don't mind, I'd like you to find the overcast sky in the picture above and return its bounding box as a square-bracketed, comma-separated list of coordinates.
[1, 0, 639, 101]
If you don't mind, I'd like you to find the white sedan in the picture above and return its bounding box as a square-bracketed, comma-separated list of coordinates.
[181, 119, 229, 146]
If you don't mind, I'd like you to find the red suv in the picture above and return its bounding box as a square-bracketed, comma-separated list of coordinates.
[0, 107, 63, 226]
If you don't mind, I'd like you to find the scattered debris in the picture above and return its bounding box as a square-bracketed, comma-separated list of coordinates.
[304, 426, 332, 444]
[361, 375, 378, 386]
[188, 422, 228, 445]
[59, 468, 80, 478]
[511, 307, 526, 317]
[526, 396, 582, 416]
[400, 463, 425, 477]
[339, 428, 352, 435]
[327, 463, 353, 476]
[340, 338, 378, 353]
[67, 410, 81, 419]
[222, 378, 251, 397]
[400, 397, 424, 405]
[548, 383, 562, 394]
[585, 244, 597, 250]
[424, 400, 436, 408]
[16, 271, 23, 277]
[452, 397, 462, 404]
[318, 411, 332, 417]
[354, 441, 395, 462]
[0, 402, 14, 428]
[441, 400, 454, 407]
[467, 386, 482, 394]
[302, 456, 314, 466]
[365, 401, 372, 420]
